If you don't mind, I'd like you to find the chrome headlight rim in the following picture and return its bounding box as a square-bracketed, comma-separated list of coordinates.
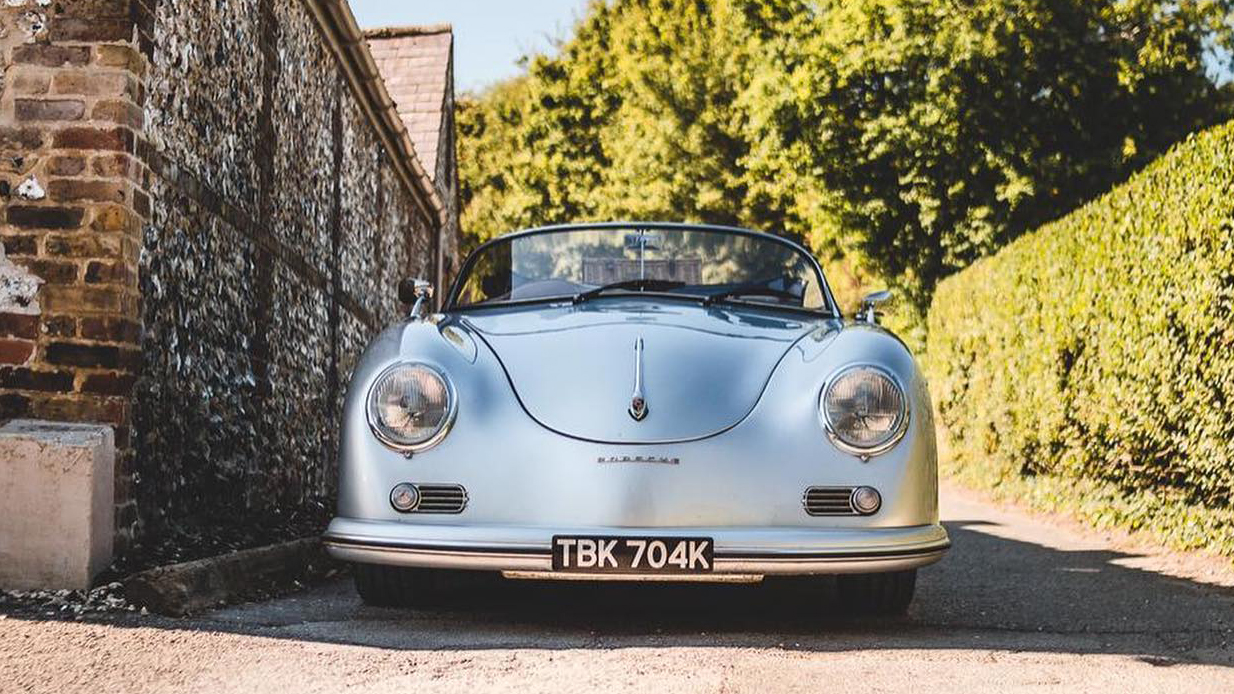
[819, 363, 910, 457]
[366, 361, 458, 454]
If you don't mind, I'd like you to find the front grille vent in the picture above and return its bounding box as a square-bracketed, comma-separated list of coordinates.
[803, 486, 857, 516]
[413, 484, 468, 514]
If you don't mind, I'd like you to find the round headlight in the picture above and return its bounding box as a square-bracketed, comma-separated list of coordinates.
[821, 365, 908, 455]
[367, 363, 456, 451]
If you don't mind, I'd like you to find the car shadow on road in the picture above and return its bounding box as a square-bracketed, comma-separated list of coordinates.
[9, 521, 1234, 666]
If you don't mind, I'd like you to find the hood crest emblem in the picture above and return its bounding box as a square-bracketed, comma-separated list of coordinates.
[629, 337, 648, 421]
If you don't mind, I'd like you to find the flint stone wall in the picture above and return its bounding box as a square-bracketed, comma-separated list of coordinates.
[135, 0, 437, 535]
[0, 0, 448, 546]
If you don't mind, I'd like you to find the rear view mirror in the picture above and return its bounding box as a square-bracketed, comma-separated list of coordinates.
[399, 278, 434, 320]
[624, 231, 662, 251]
[858, 290, 893, 324]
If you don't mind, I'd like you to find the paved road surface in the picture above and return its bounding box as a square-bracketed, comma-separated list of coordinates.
[3, 485, 1233, 693]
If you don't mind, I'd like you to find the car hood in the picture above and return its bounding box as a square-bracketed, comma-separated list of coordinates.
[459, 298, 832, 443]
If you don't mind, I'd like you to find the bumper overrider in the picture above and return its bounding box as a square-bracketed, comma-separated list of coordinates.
[323, 518, 950, 576]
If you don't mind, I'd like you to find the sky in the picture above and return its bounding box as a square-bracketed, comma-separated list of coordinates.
[348, 0, 590, 94]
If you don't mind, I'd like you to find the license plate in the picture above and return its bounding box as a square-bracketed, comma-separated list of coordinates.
[551, 536, 714, 573]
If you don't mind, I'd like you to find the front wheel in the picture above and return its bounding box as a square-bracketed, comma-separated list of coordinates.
[836, 569, 917, 616]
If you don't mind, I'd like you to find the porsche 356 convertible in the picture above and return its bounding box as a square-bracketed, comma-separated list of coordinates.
[323, 222, 949, 614]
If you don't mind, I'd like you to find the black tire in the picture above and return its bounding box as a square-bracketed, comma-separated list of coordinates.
[836, 569, 917, 616]
[352, 563, 435, 607]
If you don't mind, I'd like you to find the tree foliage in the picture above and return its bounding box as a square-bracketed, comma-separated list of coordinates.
[457, 0, 1234, 310]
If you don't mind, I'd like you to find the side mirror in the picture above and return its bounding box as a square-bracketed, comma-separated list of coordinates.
[858, 290, 892, 324]
[399, 278, 434, 320]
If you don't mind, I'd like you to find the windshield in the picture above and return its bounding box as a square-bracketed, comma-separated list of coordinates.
[448, 225, 832, 313]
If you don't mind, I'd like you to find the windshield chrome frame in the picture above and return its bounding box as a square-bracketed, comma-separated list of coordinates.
[444, 222, 842, 318]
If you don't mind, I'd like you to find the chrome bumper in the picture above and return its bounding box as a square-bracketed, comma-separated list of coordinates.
[323, 518, 950, 576]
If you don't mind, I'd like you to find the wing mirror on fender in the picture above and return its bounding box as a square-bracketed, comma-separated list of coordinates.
[858, 290, 893, 325]
[399, 278, 434, 320]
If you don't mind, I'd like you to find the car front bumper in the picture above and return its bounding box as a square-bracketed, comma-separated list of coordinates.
[323, 518, 950, 576]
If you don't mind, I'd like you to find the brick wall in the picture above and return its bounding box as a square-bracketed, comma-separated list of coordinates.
[0, 0, 146, 543]
[1, 0, 453, 548]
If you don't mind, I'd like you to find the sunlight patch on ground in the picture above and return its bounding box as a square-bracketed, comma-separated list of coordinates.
[943, 483, 1234, 589]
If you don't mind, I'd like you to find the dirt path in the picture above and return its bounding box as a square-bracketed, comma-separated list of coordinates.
[3, 485, 1232, 693]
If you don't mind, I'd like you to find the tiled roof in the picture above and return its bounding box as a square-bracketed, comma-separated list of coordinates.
[366, 25, 453, 183]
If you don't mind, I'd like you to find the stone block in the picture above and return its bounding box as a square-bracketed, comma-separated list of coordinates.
[0, 313, 40, 339]
[30, 396, 126, 425]
[9, 73, 51, 96]
[78, 317, 139, 342]
[95, 45, 145, 75]
[0, 420, 114, 590]
[49, 18, 134, 43]
[43, 315, 77, 338]
[80, 372, 136, 396]
[48, 156, 87, 177]
[52, 126, 133, 153]
[91, 101, 144, 130]
[6, 205, 85, 230]
[1, 236, 38, 257]
[0, 338, 35, 365]
[44, 233, 124, 259]
[90, 204, 134, 232]
[90, 153, 136, 179]
[48, 178, 128, 204]
[84, 260, 130, 285]
[25, 259, 80, 285]
[0, 127, 44, 151]
[0, 367, 75, 392]
[15, 99, 87, 123]
[45, 340, 139, 369]
[52, 72, 136, 99]
[41, 286, 124, 314]
[11, 45, 91, 68]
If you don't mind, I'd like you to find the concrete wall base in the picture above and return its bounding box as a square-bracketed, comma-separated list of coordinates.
[0, 420, 114, 590]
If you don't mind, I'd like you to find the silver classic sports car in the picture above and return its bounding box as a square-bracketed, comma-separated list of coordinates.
[324, 222, 949, 614]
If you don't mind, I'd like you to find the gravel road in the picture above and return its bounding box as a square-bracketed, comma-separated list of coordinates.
[3, 485, 1233, 693]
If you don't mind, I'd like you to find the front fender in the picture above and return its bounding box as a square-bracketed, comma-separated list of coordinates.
[753, 321, 939, 524]
[337, 316, 500, 517]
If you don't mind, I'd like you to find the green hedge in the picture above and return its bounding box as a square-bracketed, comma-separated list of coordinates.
[926, 121, 1234, 556]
